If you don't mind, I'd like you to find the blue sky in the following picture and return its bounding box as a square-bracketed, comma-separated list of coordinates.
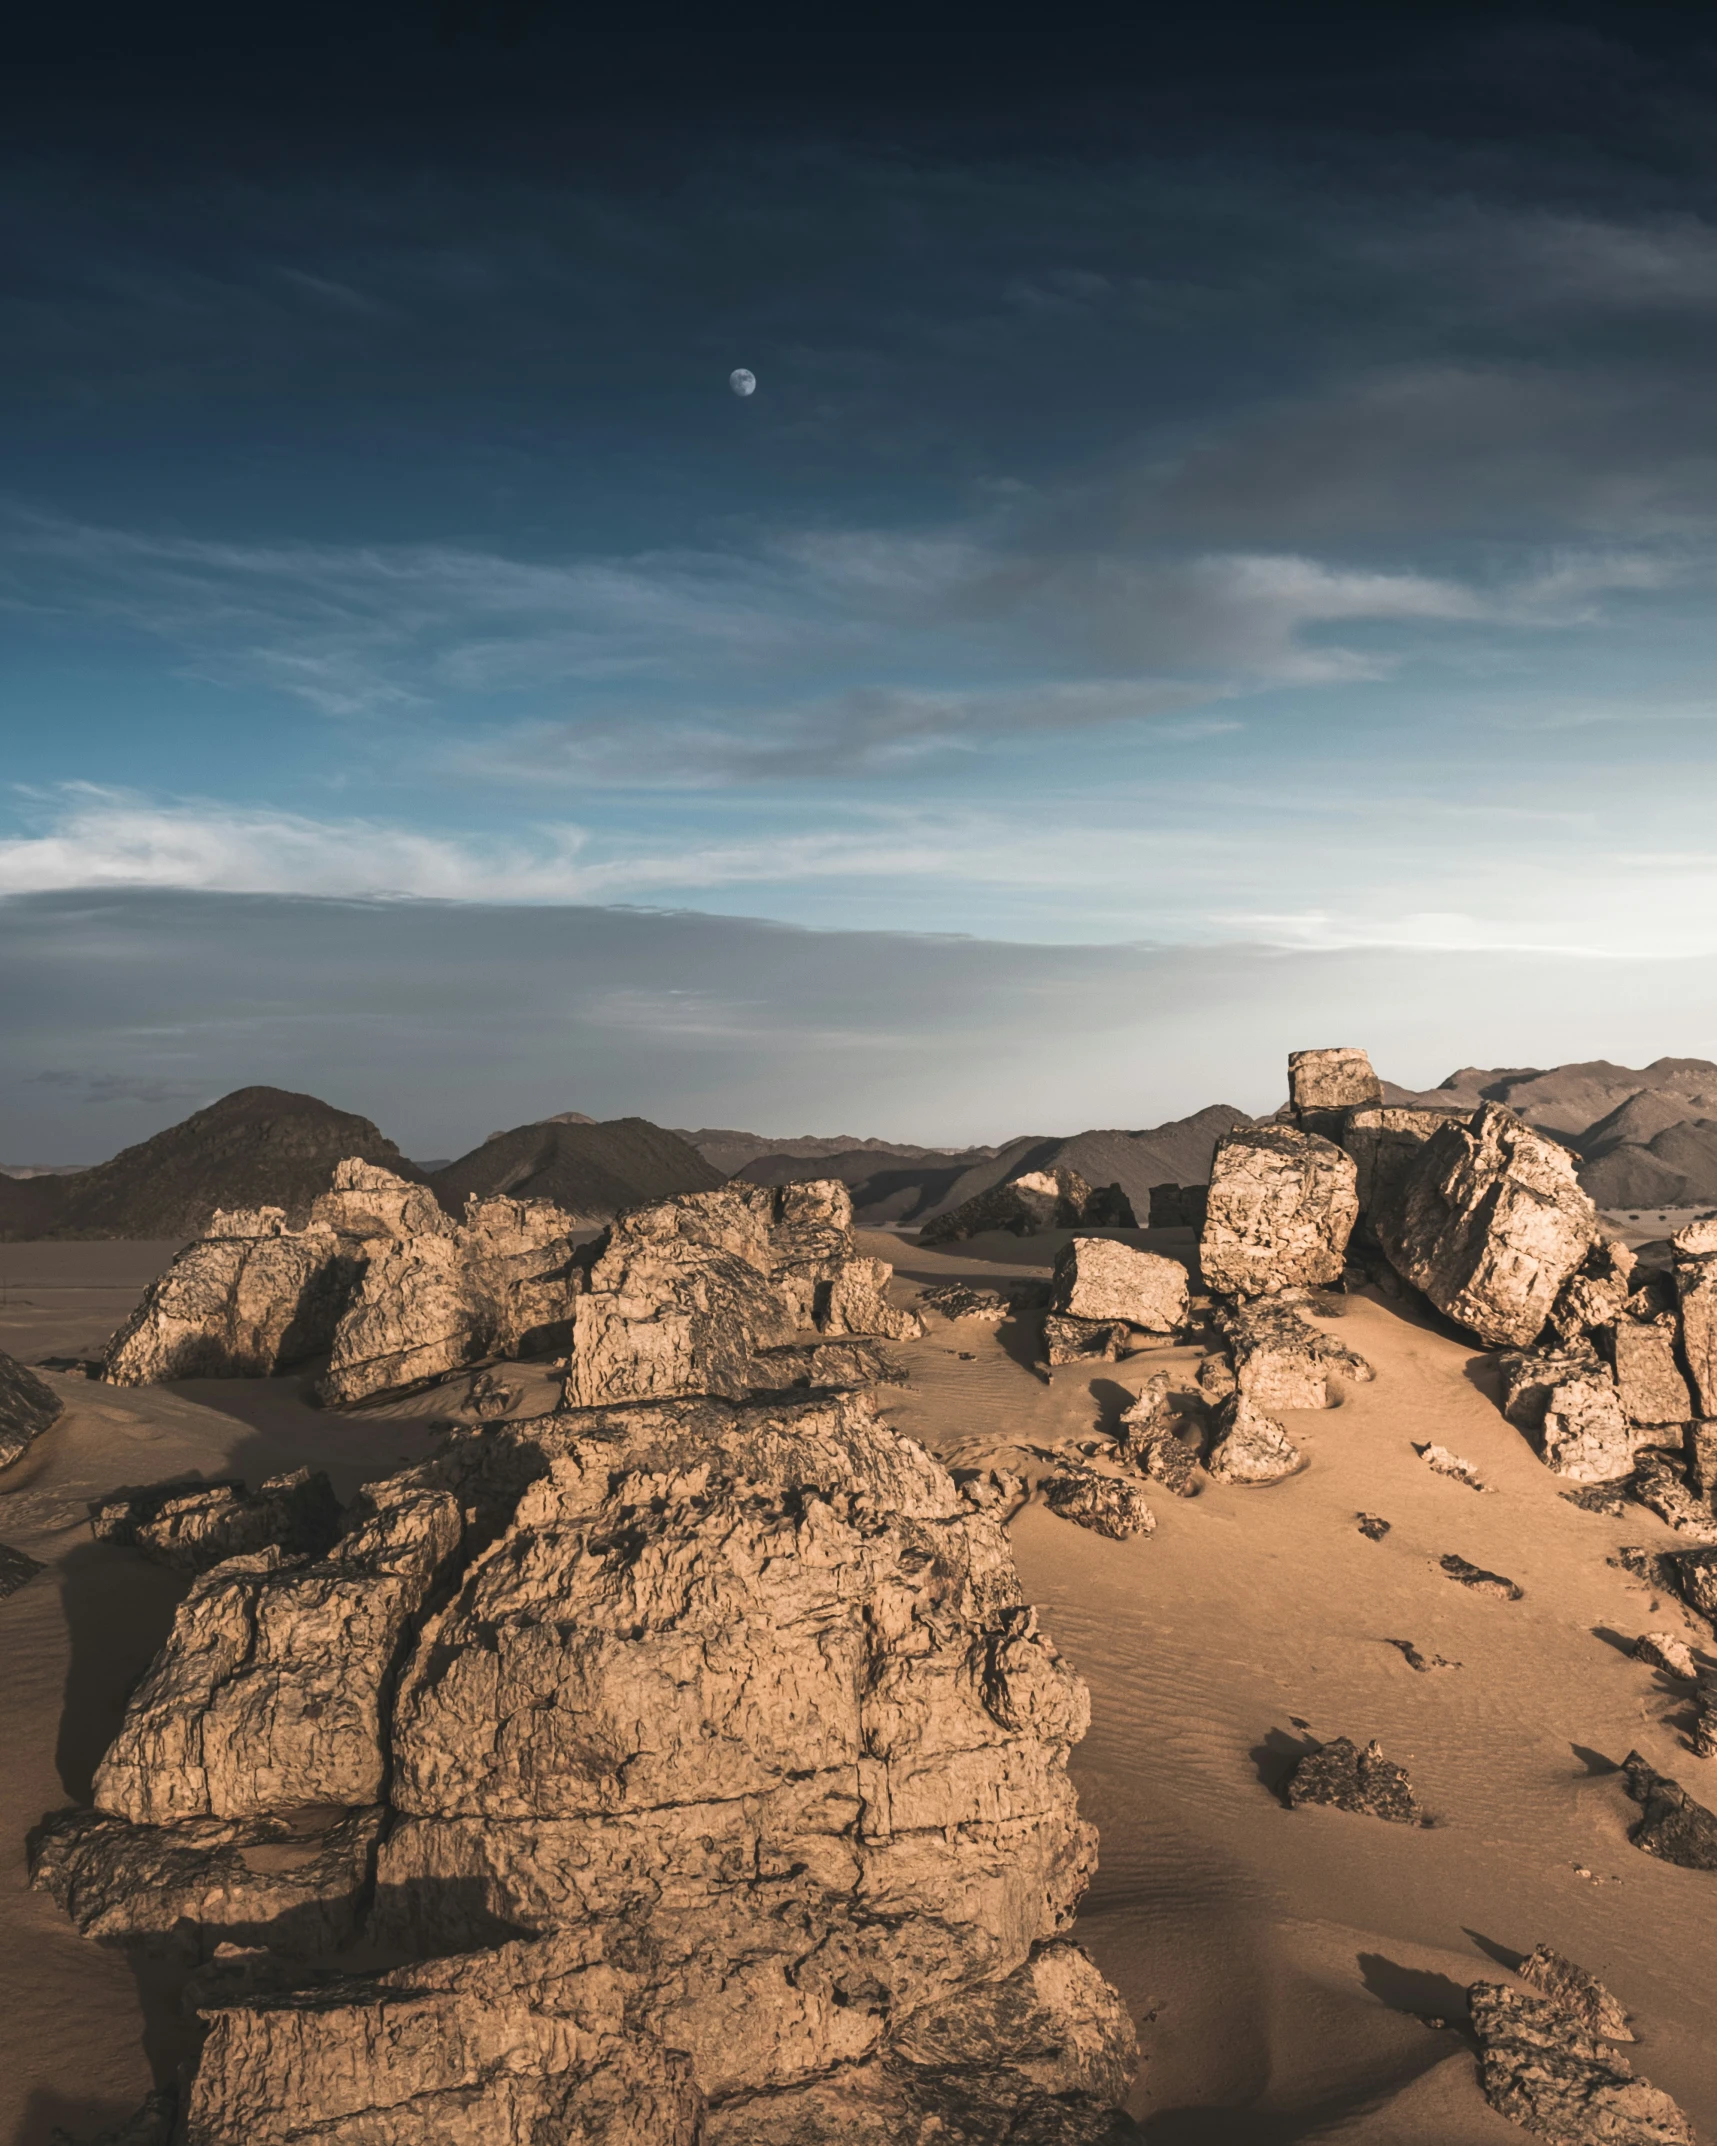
[7, 11, 1717, 1153]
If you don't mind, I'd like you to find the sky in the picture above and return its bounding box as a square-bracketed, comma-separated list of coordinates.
[7, 6, 1717, 1158]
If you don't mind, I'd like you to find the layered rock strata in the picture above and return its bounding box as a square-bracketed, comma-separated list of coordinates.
[1199, 1128, 1358, 1298]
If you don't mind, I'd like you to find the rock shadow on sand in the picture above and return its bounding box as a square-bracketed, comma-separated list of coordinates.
[1251, 1726, 1319, 1804]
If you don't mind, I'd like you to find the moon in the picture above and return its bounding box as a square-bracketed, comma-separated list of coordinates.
[729, 368, 757, 397]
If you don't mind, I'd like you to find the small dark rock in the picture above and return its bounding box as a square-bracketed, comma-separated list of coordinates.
[0, 1540, 45, 1599]
[1387, 1640, 1459, 1673]
[90, 1468, 343, 1575]
[1283, 1735, 1420, 1823]
[1440, 1553, 1523, 1601]
[1042, 1315, 1133, 1368]
[918, 1282, 1012, 1322]
[1356, 1512, 1391, 1541]
[1621, 1750, 1717, 1870]
[0, 1349, 63, 1471]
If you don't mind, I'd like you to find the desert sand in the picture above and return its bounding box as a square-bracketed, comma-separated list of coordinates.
[2, 1225, 1714, 2142]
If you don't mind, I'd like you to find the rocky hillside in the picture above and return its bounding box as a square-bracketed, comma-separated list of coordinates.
[430, 1114, 723, 1220]
[0, 1088, 423, 1243]
[676, 1126, 988, 1175]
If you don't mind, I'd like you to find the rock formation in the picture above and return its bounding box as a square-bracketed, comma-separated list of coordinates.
[1634, 1631, 1699, 1680]
[1517, 1945, 1633, 2040]
[1373, 1103, 1597, 1348]
[89, 1469, 343, 1574]
[918, 1168, 1134, 1246]
[1050, 1238, 1188, 1333]
[1468, 1980, 1694, 2145]
[1206, 1394, 1301, 1484]
[0, 1348, 62, 1469]
[1042, 1316, 1134, 1367]
[1540, 1372, 1643, 1483]
[1044, 1468, 1156, 1539]
[1621, 1751, 1717, 1868]
[1673, 1216, 1717, 1418]
[1611, 1314, 1694, 1428]
[0, 1540, 43, 1597]
[1630, 1454, 1717, 1545]
[1416, 1443, 1486, 1490]
[1282, 1736, 1418, 1822]
[1118, 1376, 1204, 1495]
[1440, 1553, 1522, 1600]
[1287, 1046, 1381, 1138]
[1211, 1298, 1372, 1410]
[1199, 1128, 1358, 1298]
[1336, 1105, 1465, 1218]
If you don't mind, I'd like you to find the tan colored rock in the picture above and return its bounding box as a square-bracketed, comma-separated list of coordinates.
[306, 1157, 450, 1241]
[1499, 1343, 1604, 1430]
[0, 1349, 63, 1469]
[1468, 1982, 1694, 2144]
[1044, 1469, 1156, 1539]
[1541, 1373, 1643, 1482]
[90, 1467, 342, 1575]
[1050, 1238, 1188, 1331]
[1631, 1454, 1717, 1544]
[1042, 1314, 1133, 1366]
[1337, 1105, 1466, 1217]
[1517, 1945, 1633, 2041]
[1551, 1239, 1636, 1344]
[1206, 1394, 1302, 1483]
[918, 1168, 1134, 1246]
[1674, 1216, 1717, 1417]
[1611, 1316, 1693, 1426]
[1634, 1631, 1699, 1679]
[1199, 1127, 1358, 1298]
[1288, 1046, 1381, 1138]
[1374, 1104, 1597, 1348]
[1214, 1298, 1373, 1409]
[93, 1472, 464, 1823]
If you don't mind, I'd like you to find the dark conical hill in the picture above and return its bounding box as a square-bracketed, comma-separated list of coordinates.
[431, 1116, 722, 1222]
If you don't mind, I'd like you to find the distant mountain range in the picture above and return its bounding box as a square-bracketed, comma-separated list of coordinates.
[8, 1055, 1717, 1240]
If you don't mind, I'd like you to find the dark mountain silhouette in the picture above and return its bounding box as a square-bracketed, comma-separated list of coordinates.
[430, 1116, 722, 1222]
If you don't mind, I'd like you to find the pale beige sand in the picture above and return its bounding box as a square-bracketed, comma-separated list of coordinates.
[1, 1229, 1714, 2141]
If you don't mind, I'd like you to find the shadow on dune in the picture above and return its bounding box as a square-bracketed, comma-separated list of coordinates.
[1570, 1742, 1624, 1775]
[53, 1539, 188, 1805]
[1249, 1726, 1318, 1805]
[995, 1315, 1050, 1385]
[1462, 1928, 1526, 1974]
[1356, 1952, 1475, 2038]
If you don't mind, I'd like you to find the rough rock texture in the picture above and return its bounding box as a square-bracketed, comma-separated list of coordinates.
[1044, 1469, 1156, 1539]
[90, 1469, 343, 1575]
[1500, 1344, 1605, 1432]
[916, 1282, 1012, 1322]
[0, 1348, 64, 1468]
[1206, 1394, 1302, 1485]
[1518, 1945, 1633, 2040]
[1199, 1128, 1358, 1299]
[1549, 1239, 1637, 1346]
[1541, 1373, 1644, 1483]
[1687, 1419, 1717, 1502]
[1147, 1183, 1207, 1229]
[1282, 1736, 1418, 1823]
[1468, 1982, 1694, 2146]
[1213, 1298, 1373, 1410]
[1042, 1315, 1134, 1367]
[1050, 1238, 1188, 1332]
[1612, 1316, 1694, 1427]
[1673, 1215, 1717, 1418]
[918, 1168, 1134, 1246]
[92, 1471, 466, 1823]
[1374, 1103, 1598, 1348]
[1634, 1631, 1699, 1680]
[1630, 1455, 1717, 1545]
[1195, 1352, 1237, 1402]
[564, 1182, 920, 1408]
[319, 1195, 583, 1404]
[0, 1539, 44, 1597]
[1693, 1664, 1717, 1759]
[1440, 1553, 1523, 1600]
[1417, 1443, 1487, 1490]
[1118, 1376, 1203, 1496]
[1622, 1751, 1717, 1868]
[1356, 1513, 1391, 1541]
[29, 1804, 383, 1959]
[1337, 1105, 1466, 1218]
[1670, 1545, 1717, 1624]
[1288, 1046, 1382, 1138]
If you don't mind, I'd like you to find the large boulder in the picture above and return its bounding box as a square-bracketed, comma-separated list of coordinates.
[1337, 1105, 1466, 1217]
[1373, 1104, 1597, 1348]
[1468, 1981, 1694, 2145]
[1288, 1047, 1381, 1138]
[919, 1168, 1134, 1246]
[1049, 1239, 1188, 1332]
[1611, 1315, 1694, 1427]
[1198, 1128, 1358, 1298]
[1539, 1372, 1645, 1483]
[0, 1349, 63, 1469]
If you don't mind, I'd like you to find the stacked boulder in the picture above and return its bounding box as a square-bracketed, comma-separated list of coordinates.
[35, 1185, 1139, 2144]
[1041, 1238, 1188, 1366]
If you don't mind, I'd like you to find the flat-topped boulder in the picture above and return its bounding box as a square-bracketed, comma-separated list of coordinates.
[1199, 1128, 1358, 1298]
[1050, 1238, 1188, 1332]
[1288, 1047, 1381, 1138]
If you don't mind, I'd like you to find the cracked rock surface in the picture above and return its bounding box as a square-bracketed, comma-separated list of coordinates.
[1213, 1298, 1372, 1410]
[1049, 1239, 1188, 1333]
[1282, 1736, 1419, 1823]
[1468, 1981, 1695, 2146]
[1199, 1128, 1358, 1299]
[0, 1347, 63, 1469]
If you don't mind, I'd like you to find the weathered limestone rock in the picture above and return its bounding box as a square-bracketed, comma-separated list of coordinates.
[308, 1158, 449, 1241]
[1687, 1420, 1717, 1502]
[1288, 1046, 1381, 1138]
[1541, 1373, 1642, 1483]
[1213, 1298, 1372, 1409]
[1199, 1128, 1358, 1298]
[1206, 1394, 1302, 1484]
[1671, 1544, 1717, 1625]
[1634, 1631, 1698, 1680]
[564, 1183, 919, 1408]
[1630, 1455, 1717, 1545]
[916, 1281, 1012, 1322]
[1673, 1215, 1717, 1418]
[29, 1804, 383, 1958]
[1518, 1945, 1633, 2040]
[1374, 1104, 1598, 1348]
[1337, 1105, 1465, 1218]
[319, 1195, 583, 1404]
[1500, 1343, 1605, 1431]
[1622, 1751, 1717, 1868]
[1612, 1316, 1694, 1427]
[1195, 1351, 1237, 1401]
[90, 1468, 342, 1575]
[1550, 1239, 1637, 1345]
[1118, 1376, 1203, 1496]
[1050, 1238, 1188, 1332]
[1283, 1736, 1418, 1823]
[1044, 1469, 1156, 1540]
[1042, 1315, 1133, 1367]
[1417, 1443, 1486, 1491]
[0, 1540, 44, 1597]
[1441, 1553, 1523, 1601]
[919, 1169, 1134, 1246]
[93, 1471, 465, 1823]
[1468, 1982, 1694, 2146]
[0, 1349, 63, 1469]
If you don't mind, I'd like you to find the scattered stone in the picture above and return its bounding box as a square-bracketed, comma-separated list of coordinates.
[1044, 1469, 1156, 1540]
[1621, 1750, 1717, 1868]
[0, 1348, 63, 1469]
[1630, 1453, 1717, 1545]
[1373, 1103, 1598, 1349]
[1118, 1377, 1204, 1496]
[1214, 1297, 1373, 1409]
[1207, 1394, 1302, 1485]
[1356, 1512, 1391, 1540]
[954, 1466, 1025, 1514]
[1500, 1343, 1606, 1431]
[1147, 1182, 1207, 1229]
[1611, 1315, 1694, 1428]
[1468, 1982, 1693, 2145]
[1673, 1215, 1717, 1417]
[1195, 1351, 1237, 1401]
[1613, 1545, 1684, 1597]
[1416, 1443, 1487, 1491]
[1050, 1237, 1188, 1332]
[1565, 1482, 1632, 1517]
[1440, 1553, 1524, 1601]
[917, 1282, 1011, 1322]
[1288, 1047, 1382, 1139]
[89, 1468, 343, 1576]
[1199, 1127, 1359, 1298]
[1283, 1736, 1420, 1823]
[1388, 1640, 1459, 1672]
[1634, 1632, 1698, 1680]
[1337, 1105, 1467, 1217]
[1518, 1944, 1633, 2041]
[48, 2086, 179, 2146]
[1541, 1373, 1645, 1484]
[0, 1540, 44, 1597]
[29, 1804, 384, 1958]
[919, 1168, 1134, 1245]
[1042, 1314, 1134, 1367]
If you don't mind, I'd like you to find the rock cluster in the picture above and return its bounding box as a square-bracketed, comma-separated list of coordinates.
[0, 1348, 63, 1469]
[1199, 1127, 1358, 1298]
[1468, 1977, 1694, 2145]
[1211, 1298, 1372, 1410]
[919, 1167, 1134, 1246]
[1118, 1376, 1204, 1496]
[1282, 1736, 1419, 1823]
[1040, 1239, 1189, 1366]
[36, 1196, 1139, 2142]
[1044, 1469, 1157, 1540]
[89, 1469, 342, 1575]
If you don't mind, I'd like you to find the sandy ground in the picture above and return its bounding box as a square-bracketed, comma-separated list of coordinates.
[2, 1229, 1715, 2141]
